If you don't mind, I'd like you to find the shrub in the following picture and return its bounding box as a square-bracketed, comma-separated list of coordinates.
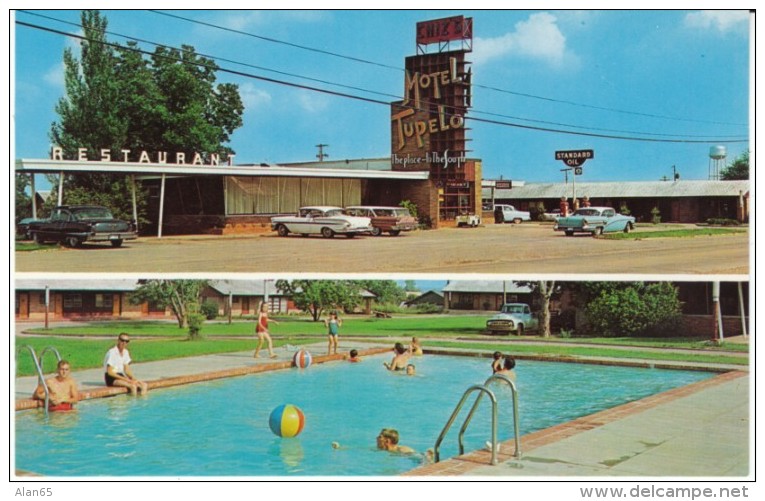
[582, 282, 682, 337]
[650, 207, 662, 224]
[706, 218, 740, 226]
[187, 313, 206, 339]
[200, 301, 219, 320]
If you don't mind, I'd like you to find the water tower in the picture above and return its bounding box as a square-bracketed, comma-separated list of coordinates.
[709, 145, 727, 180]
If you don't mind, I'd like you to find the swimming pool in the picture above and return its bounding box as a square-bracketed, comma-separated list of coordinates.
[14, 354, 712, 477]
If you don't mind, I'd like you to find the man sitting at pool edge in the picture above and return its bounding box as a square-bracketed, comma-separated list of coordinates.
[104, 333, 149, 395]
[376, 428, 414, 454]
[33, 359, 79, 411]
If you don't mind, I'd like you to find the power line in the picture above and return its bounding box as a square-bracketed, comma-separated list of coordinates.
[148, 9, 748, 128]
[17, 10, 748, 139]
[15, 18, 749, 145]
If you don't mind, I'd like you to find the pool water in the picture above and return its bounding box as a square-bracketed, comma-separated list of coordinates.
[14, 355, 712, 477]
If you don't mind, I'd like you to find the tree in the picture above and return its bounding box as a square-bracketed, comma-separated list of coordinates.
[130, 279, 208, 330]
[720, 150, 749, 180]
[403, 280, 419, 292]
[276, 280, 363, 321]
[15, 175, 33, 221]
[353, 280, 406, 305]
[536, 281, 556, 338]
[577, 282, 682, 337]
[49, 10, 244, 223]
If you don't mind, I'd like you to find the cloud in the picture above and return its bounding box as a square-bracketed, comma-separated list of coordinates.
[684, 10, 749, 34]
[472, 12, 575, 68]
[239, 82, 272, 110]
[43, 62, 65, 88]
[214, 10, 327, 32]
[296, 90, 329, 113]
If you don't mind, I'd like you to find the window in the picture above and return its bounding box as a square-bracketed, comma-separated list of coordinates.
[95, 293, 113, 310]
[63, 294, 82, 310]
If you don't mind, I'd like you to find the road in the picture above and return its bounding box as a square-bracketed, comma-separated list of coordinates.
[15, 223, 750, 275]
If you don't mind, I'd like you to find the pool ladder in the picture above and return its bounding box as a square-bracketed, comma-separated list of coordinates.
[433, 373, 521, 465]
[20, 345, 63, 414]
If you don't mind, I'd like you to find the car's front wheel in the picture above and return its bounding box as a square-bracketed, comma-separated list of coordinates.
[276, 225, 289, 237]
[370, 226, 382, 236]
[321, 227, 335, 238]
[32, 232, 45, 245]
[66, 236, 81, 248]
[517, 324, 524, 336]
[593, 227, 603, 236]
[623, 223, 632, 234]
[513, 218, 522, 224]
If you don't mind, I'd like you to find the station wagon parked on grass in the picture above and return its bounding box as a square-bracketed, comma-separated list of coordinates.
[344, 206, 417, 236]
[28, 205, 137, 248]
[554, 206, 635, 236]
[271, 206, 372, 238]
[486, 303, 539, 335]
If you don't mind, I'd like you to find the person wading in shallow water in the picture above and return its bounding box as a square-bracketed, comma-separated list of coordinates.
[34, 359, 79, 411]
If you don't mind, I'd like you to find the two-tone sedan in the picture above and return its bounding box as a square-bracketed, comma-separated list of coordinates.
[271, 206, 372, 238]
[554, 206, 635, 236]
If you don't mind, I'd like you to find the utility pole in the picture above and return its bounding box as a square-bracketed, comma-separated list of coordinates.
[316, 144, 329, 162]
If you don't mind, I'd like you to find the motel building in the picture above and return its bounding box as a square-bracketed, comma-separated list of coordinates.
[15, 15, 748, 235]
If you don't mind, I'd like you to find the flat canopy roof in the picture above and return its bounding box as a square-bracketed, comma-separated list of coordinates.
[483, 179, 750, 199]
[15, 159, 430, 181]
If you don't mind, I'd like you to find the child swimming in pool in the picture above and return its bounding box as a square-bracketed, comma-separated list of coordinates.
[495, 356, 517, 382]
[492, 351, 503, 373]
[408, 337, 423, 356]
[383, 342, 410, 371]
[346, 349, 362, 362]
[376, 428, 415, 454]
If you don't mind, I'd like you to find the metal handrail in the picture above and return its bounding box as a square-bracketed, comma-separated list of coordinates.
[20, 345, 62, 414]
[459, 374, 521, 460]
[433, 384, 499, 465]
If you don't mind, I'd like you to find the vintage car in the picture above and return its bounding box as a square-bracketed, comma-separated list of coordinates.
[554, 206, 635, 236]
[28, 205, 137, 248]
[494, 204, 531, 224]
[344, 206, 418, 236]
[16, 217, 48, 240]
[456, 212, 481, 227]
[540, 209, 562, 221]
[486, 303, 539, 335]
[271, 206, 372, 238]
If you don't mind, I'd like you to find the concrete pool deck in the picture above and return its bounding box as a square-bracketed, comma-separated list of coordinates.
[14, 342, 751, 478]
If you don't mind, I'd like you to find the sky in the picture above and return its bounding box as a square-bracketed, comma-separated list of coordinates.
[12, 9, 752, 185]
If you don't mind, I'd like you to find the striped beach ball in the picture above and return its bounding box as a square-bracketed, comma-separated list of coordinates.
[269, 404, 305, 438]
[292, 349, 313, 369]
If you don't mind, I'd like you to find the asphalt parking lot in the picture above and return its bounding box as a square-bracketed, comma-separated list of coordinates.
[14, 223, 749, 275]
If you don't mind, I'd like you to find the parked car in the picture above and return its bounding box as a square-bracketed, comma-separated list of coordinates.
[16, 217, 48, 240]
[540, 209, 562, 221]
[28, 205, 137, 248]
[456, 212, 481, 227]
[494, 204, 531, 224]
[486, 303, 539, 335]
[344, 206, 417, 236]
[554, 206, 635, 236]
[271, 206, 372, 238]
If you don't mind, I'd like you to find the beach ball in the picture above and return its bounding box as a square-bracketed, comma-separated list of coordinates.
[293, 349, 313, 369]
[269, 404, 305, 438]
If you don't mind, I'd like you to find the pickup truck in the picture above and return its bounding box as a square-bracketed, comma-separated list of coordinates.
[486, 303, 539, 335]
[494, 204, 531, 224]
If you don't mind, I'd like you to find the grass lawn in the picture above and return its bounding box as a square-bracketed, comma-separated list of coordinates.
[603, 227, 746, 240]
[16, 315, 748, 377]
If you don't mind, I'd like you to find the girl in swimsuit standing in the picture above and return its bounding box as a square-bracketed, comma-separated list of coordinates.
[254, 303, 279, 359]
[325, 311, 342, 355]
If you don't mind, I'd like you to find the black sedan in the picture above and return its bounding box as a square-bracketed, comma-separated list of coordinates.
[28, 205, 137, 248]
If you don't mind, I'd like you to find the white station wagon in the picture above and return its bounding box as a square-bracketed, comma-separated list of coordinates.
[271, 206, 372, 238]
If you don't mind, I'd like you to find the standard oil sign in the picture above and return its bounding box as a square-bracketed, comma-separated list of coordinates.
[556, 149, 594, 175]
